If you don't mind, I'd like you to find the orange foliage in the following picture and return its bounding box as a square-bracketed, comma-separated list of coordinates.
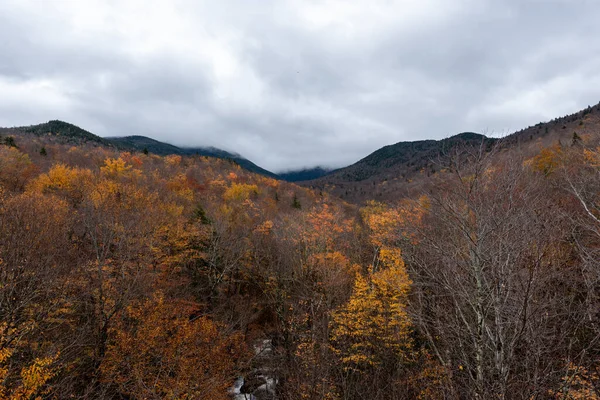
[549, 363, 600, 399]
[0, 147, 37, 191]
[583, 146, 600, 168]
[101, 295, 246, 399]
[532, 144, 564, 175]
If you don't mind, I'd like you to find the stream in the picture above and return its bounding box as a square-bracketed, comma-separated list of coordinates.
[230, 338, 278, 400]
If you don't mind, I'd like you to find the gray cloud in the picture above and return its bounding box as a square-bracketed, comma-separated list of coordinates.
[1, 0, 599, 172]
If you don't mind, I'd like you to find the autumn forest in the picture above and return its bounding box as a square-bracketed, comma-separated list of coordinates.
[1, 112, 600, 400]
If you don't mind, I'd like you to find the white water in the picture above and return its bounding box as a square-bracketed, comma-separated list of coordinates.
[229, 339, 277, 399]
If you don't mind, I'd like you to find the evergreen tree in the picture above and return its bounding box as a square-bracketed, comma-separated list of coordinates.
[4, 136, 16, 147]
[292, 193, 301, 209]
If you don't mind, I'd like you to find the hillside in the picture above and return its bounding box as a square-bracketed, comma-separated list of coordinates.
[0, 121, 278, 178]
[302, 132, 497, 202]
[278, 166, 332, 182]
[302, 102, 600, 203]
[105, 135, 278, 178]
[0, 120, 112, 146]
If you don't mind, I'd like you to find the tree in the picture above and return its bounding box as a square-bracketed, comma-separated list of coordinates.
[0, 191, 72, 397]
[0, 344, 59, 400]
[101, 295, 246, 399]
[292, 193, 301, 209]
[0, 147, 37, 191]
[553, 145, 600, 342]
[405, 145, 586, 398]
[3, 136, 16, 147]
[330, 248, 413, 398]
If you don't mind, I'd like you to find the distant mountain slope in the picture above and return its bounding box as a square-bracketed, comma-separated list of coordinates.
[278, 167, 332, 182]
[1, 120, 112, 146]
[105, 135, 182, 155]
[105, 135, 278, 178]
[503, 102, 600, 148]
[301, 102, 600, 203]
[301, 132, 496, 202]
[337, 132, 495, 182]
[1, 121, 278, 178]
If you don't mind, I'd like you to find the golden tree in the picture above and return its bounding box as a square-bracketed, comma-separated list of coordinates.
[331, 248, 413, 372]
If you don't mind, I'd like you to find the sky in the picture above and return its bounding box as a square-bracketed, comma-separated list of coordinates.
[1, 0, 600, 172]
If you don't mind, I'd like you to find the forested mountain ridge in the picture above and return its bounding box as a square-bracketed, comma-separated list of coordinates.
[302, 102, 600, 203]
[0, 120, 278, 178]
[105, 135, 279, 179]
[0, 119, 112, 146]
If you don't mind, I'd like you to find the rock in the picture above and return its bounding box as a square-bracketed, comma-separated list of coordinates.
[241, 373, 267, 394]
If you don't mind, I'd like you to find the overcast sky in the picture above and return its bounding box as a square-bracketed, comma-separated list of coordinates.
[1, 0, 600, 172]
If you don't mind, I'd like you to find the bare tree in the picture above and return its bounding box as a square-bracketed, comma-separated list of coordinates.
[404, 144, 589, 398]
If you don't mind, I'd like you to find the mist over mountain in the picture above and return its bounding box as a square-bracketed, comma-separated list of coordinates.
[277, 167, 333, 182]
[0, 120, 279, 178]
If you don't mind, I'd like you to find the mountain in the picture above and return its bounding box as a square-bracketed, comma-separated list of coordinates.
[301, 132, 497, 202]
[5, 100, 600, 192]
[1, 120, 278, 178]
[104, 135, 183, 155]
[105, 135, 278, 178]
[0, 120, 112, 146]
[278, 167, 332, 182]
[337, 132, 495, 182]
[300, 101, 600, 203]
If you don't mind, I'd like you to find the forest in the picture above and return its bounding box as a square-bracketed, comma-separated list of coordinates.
[0, 130, 599, 399]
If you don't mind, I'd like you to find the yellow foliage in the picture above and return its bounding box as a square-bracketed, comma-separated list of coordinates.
[361, 200, 425, 248]
[14, 354, 59, 399]
[0, 328, 59, 400]
[583, 147, 600, 168]
[331, 249, 413, 371]
[223, 182, 259, 201]
[164, 154, 182, 166]
[27, 164, 94, 205]
[532, 145, 563, 175]
[166, 173, 195, 202]
[101, 157, 132, 177]
[361, 201, 402, 248]
[89, 179, 120, 208]
[0, 147, 37, 191]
